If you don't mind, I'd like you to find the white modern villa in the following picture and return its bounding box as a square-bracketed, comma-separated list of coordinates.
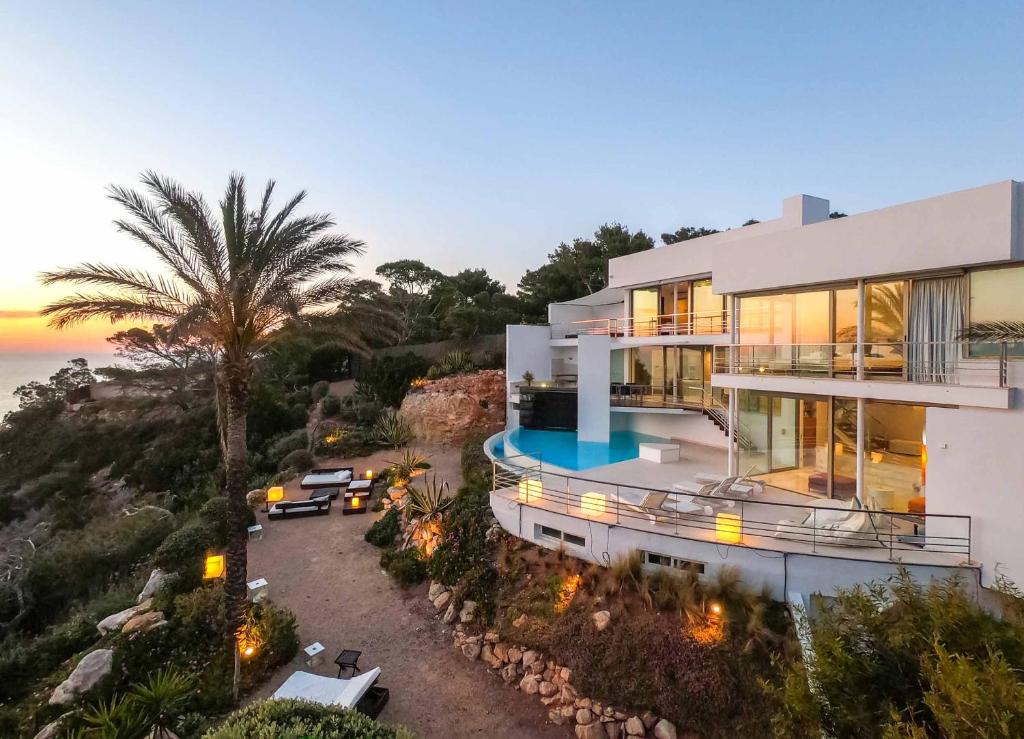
[487, 180, 1024, 601]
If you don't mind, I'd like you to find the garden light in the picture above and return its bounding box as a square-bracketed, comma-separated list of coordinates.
[581, 492, 607, 517]
[365, 469, 374, 479]
[266, 486, 285, 503]
[203, 553, 225, 580]
[518, 478, 542, 503]
[709, 601, 723, 617]
[715, 512, 742, 544]
[351, 496, 361, 509]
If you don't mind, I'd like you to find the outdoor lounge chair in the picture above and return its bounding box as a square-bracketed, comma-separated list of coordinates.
[672, 477, 750, 511]
[620, 491, 712, 524]
[300, 467, 354, 490]
[268, 495, 331, 520]
[693, 471, 765, 495]
[774, 498, 858, 541]
[272, 667, 386, 714]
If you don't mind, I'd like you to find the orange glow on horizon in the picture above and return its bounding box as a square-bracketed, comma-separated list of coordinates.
[0, 311, 142, 352]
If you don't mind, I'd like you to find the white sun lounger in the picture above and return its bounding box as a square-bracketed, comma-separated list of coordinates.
[620, 491, 712, 524]
[272, 667, 381, 708]
[301, 469, 353, 488]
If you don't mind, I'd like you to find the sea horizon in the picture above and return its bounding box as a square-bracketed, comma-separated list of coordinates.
[0, 349, 118, 417]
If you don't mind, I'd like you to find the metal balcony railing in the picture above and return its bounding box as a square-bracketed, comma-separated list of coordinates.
[713, 341, 1009, 388]
[551, 310, 729, 340]
[492, 456, 972, 565]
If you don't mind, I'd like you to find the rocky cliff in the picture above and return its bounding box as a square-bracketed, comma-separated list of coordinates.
[400, 369, 505, 445]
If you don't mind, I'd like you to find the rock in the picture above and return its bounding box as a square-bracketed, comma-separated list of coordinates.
[122, 611, 167, 634]
[399, 370, 506, 444]
[529, 660, 545, 676]
[576, 708, 594, 725]
[459, 600, 478, 623]
[428, 581, 447, 601]
[520, 675, 540, 695]
[33, 719, 66, 739]
[539, 681, 558, 697]
[484, 630, 499, 643]
[542, 668, 554, 681]
[576, 723, 608, 739]
[512, 613, 528, 628]
[500, 663, 519, 684]
[607, 722, 623, 739]
[481, 644, 503, 669]
[653, 719, 677, 739]
[625, 716, 645, 736]
[461, 642, 481, 661]
[549, 707, 571, 725]
[507, 646, 523, 663]
[97, 599, 152, 635]
[137, 569, 169, 603]
[592, 610, 611, 631]
[541, 695, 560, 706]
[576, 697, 593, 709]
[560, 684, 578, 704]
[614, 712, 628, 721]
[49, 649, 114, 705]
[604, 707, 615, 717]
[522, 649, 541, 668]
[442, 602, 459, 624]
[641, 711, 658, 730]
[561, 666, 573, 681]
[432, 590, 452, 611]
[494, 642, 509, 661]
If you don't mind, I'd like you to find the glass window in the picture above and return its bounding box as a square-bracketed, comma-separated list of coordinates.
[692, 279, 725, 334]
[833, 288, 859, 376]
[864, 402, 925, 514]
[969, 266, 1024, 356]
[631, 287, 658, 336]
[864, 281, 905, 378]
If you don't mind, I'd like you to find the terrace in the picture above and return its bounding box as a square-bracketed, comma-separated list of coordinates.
[550, 310, 729, 340]
[489, 444, 973, 569]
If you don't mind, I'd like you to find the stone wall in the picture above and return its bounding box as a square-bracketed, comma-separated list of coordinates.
[399, 369, 505, 445]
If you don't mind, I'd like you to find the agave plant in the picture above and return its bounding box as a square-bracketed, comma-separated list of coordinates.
[385, 449, 431, 487]
[372, 409, 411, 448]
[129, 668, 194, 735]
[403, 475, 452, 553]
[426, 349, 476, 379]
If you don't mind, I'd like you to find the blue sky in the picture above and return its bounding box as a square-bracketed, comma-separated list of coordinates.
[2, 1, 1023, 334]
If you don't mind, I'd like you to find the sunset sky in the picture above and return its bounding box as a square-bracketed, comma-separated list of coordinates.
[2, 2, 1023, 353]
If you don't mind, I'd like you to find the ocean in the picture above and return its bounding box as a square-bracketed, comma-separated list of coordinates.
[0, 351, 118, 417]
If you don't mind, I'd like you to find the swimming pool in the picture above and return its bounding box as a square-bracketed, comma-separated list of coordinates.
[498, 428, 669, 471]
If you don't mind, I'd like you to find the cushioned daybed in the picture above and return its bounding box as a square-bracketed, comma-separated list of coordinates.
[268, 495, 331, 519]
[300, 467, 354, 490]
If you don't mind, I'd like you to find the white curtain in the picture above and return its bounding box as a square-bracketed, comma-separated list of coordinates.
[907, 276, 966, 383]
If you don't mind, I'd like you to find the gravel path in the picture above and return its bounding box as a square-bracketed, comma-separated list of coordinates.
[249, 443, 566, 738]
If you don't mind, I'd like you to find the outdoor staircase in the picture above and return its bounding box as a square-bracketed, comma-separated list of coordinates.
[700, 398, 752, 450]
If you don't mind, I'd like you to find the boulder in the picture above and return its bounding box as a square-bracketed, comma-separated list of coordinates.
[519, 675, 541, 695]
[549, 707, 571, 725]
[592, 610, 611, 631]
[539, 681, 558, 697]
[507, 646, 523, 663]
[493, 642, 509, 661]
[481, 644, 503, 669]
[576, 723, 608, 739]
[432, 590, 452, 610]
[576, 697, 593, 709]
[137, 569, 169, 603]
[428, 581, 447, 601]
[653, 719, 677, 739]
[641, 711, 658, 730]
[49, 649, 114, 705]
[442, 602, 459, 624]
[399, 370, 506, 444]
[500, 663, 520, 684]
[97, 599, 152, 635]
[459, 600, 478, 623]
[522, 649, 541, 669]
[625, 716, 645, 736]
[33, 719, 66, 739]
[484, 630, 499, 643]
[122, 611, 167, 635]
[575, 708, 594, 725]
[461, 641, 481, 661]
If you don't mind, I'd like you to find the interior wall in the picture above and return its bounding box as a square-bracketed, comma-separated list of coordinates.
[614, 411, 729, 449]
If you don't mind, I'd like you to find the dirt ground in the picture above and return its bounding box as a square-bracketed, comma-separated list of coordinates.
[249, 443, 567, 739]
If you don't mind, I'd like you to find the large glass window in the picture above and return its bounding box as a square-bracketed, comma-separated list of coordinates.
[833, 287, 859, 376]
[693, 279, 725, 334]
[631, 287, 659, 336]
[969, 266, 1024, 356]
[864, 281, 906, 378]
[738, 290, 832, 374]
[864, 402, 925, 514]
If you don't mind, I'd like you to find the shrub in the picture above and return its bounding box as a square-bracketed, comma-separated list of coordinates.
[429, 486, 493, 588]
[365, 508, 401, 548]
[356, 353, 430, 408]
[321, 393, 342, 417]
[280, 449, 315, 473]
[153, 519, 214, 587]
[380, 548, 427, 588]
[267, 429, 309, 465]
[203, 698, 407, 739]
[307, 343, 351, 383]
[425, 350, 475, 379]
[460, 433, 492, 490]
[372, 409, 411, 448]
[311, 380, 331, 400]
[338, 395, 384, 425]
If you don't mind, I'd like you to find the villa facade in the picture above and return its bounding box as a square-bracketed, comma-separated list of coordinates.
[494, 180, 1024, 599]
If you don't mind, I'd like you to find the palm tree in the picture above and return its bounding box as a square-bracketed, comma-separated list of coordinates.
[40, 171, 389, 657]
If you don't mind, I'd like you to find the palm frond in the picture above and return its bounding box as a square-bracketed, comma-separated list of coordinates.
[39, 263, 192, 307]
[959, 320, 1024, 343]
[40, 293, 185, 328]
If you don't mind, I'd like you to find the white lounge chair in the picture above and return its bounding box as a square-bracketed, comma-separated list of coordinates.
[673, 476, 756, 500]
[694, 471, 766, 494]
[620, 491, 712, 524]
[272, 667, 381, 708]
[774, 498, 857, 540]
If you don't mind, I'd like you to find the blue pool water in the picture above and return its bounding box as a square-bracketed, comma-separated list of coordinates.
[503, 428, 668, 471]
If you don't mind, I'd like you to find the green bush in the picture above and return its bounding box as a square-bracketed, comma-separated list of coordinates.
[204, 698, 408, 739]
[460, 433, 492, 490]
[338, 394, 384, 425]
[154, 519, 214, 588]
[365, 508, 401, 547]
[321, 393, 342, 417]
[267, 429, 309, 465]
[197, 495, 257, 546]
[425, 350, 475, 379]
[380, 548, 427, 588]
[429, 485, 494, 593]
[311, 380, 331, 400]
[355, 353, 429, 408]
[372, 409, 411, 448]
[21, 507, 175, 631]
[280, 449, 315, 473]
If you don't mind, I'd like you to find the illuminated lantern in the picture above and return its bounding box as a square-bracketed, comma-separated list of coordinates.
[266, 486, 285, 504]
[517, 478, 542, 503]
[203, 553, 225, 580]
[708, 601, 723, 617]
[365, 469, 374, 480]
[715, 512, 742, 544]
[921, 434, 927, 486]
[581, 492, 607, 517]
[351, 496, 361, 509]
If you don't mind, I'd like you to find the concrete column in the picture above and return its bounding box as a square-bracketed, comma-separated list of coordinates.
[855, 397, 865, 504]
[577, 334, 612, 442]
[728, 387, 738, 475]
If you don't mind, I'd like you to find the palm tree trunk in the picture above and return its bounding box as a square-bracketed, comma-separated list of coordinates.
[220, 361, 250, 652]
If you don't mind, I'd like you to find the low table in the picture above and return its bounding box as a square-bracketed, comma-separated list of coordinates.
[638, 443, 680, 464]
[335, 648, 362, 678]
[342, 485, 371, 515]
[347, 479, 373, 495]
[308, 487, 342, 501]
